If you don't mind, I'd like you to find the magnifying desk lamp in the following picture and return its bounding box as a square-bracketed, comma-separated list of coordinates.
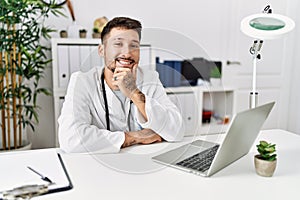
[240, 5, 295, 108]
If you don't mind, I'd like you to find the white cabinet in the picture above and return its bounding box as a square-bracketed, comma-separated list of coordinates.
[166, 86, 235, 136]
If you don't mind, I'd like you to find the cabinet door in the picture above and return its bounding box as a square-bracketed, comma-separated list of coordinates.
[167, 92, 199, 135]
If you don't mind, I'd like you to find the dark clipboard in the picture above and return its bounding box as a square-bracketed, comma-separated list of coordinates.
[43, 153, 73, 195]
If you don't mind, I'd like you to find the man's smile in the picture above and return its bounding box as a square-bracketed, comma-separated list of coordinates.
[115, 57, 135, 67]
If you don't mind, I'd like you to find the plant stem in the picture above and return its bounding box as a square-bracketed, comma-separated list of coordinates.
[18, 52, 22, 147]
[0, 51, 6, 150]
[11, 21, 18, 149]
[5, 51, 11, 150]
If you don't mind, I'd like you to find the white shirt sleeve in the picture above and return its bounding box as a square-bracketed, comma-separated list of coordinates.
[136, 72, 184, 142]
[58, 72, 125, 153]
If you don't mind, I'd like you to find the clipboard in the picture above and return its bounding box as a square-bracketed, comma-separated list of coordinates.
[45, 153, 73, 195]
[0, 149, 73, 198]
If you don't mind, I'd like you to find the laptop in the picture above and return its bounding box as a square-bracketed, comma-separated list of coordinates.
[152, 102, 275, 177]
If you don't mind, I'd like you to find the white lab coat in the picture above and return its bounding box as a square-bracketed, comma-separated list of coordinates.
[58, 67, 183, 153]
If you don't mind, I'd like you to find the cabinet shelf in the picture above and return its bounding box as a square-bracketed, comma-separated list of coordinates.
[166, 85, 235, 136]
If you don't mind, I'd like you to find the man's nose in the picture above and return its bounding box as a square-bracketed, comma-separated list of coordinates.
[120, 44, 132, 55]
[121, 44, 133, 55]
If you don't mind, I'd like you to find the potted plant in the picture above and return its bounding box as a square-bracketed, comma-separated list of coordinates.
[79, 29, 87, 38]
[60, 30, 68, 38]
[254, 140, 277, 177]
[0, 0, 63, 150]
[92, 27, 101, 38]
[92, 16, 108, 39]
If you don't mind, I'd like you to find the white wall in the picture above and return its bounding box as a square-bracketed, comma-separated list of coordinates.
[30, 0, 299, 149]
[286, 0, 300, 134]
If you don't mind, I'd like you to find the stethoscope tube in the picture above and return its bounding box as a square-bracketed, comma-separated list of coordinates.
[101, 71, 111, 131]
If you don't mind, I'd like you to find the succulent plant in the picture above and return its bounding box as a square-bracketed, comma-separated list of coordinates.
[256, 140, 277, 161]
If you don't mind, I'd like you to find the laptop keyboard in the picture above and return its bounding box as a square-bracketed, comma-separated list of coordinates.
[176, 145, 220, 173]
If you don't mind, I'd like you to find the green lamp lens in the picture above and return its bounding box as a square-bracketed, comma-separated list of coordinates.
[250, 17, 285, 30]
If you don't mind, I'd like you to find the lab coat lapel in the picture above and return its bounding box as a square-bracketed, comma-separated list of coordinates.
[104, 83, 123, 116]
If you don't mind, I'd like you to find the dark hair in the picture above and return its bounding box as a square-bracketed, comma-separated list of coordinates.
[101, 17, 142, 42]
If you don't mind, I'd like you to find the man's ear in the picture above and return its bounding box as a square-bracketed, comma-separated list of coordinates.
[98, 44, 104, 57]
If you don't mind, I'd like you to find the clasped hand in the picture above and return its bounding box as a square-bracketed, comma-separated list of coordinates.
[122, 129, 163, 148]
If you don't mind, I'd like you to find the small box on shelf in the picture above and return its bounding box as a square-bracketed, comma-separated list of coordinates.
[202, 110, 213, 123]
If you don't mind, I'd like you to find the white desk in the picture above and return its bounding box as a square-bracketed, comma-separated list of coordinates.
[3, 129, 300, 200]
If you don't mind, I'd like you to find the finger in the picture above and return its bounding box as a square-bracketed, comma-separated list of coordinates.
[132, 64, 138, 78]
[157, 136, 163, 142]
[114, 67, 131, 73]
[112, 81, 118, 87]
[112, 72, 127, 82]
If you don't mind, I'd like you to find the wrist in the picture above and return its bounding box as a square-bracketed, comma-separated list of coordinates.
[130, 89, 145, 103]
[122, 131, 138, 148]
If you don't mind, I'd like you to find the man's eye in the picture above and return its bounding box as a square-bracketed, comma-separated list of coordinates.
[114, 43, 122, 46]
[131, 44, 139, 49]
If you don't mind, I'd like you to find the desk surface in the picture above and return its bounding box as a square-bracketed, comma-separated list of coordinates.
[3, 129, 300, 200]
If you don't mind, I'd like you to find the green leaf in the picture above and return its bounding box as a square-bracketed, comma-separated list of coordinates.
[1, 0, 64, 133]
[259, 140, 269, 147]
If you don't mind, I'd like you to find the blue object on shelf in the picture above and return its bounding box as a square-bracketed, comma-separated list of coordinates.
[155, 58, 183, 87]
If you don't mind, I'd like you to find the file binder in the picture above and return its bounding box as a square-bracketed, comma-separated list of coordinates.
[79, 45, 91, 72]
[57, 45, 70, 88]
[69, 45, 81, 74]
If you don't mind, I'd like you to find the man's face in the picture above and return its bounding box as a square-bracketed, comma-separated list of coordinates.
[100, 27, 140, 72]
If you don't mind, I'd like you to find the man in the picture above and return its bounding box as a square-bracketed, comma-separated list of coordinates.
[58, 17, 183, 153]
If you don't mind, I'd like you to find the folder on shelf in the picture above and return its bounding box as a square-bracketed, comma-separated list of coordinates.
[156, 62, 167, 87]
[0, 149, 73, 197]
[162, 60, 174, 87]
[157, 58, 183, 87]
[172, 60, 182, 87]
[57, 46, 70, 88]
[69, 45, 81, 74]
[79, 46, 92, 72]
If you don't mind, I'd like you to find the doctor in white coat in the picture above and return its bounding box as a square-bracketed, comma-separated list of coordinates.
[58, 17, 183, 153]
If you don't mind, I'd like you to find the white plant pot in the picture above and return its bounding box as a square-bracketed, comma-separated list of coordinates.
[0, 118, 29, 150]
[0, 141, 32, 152]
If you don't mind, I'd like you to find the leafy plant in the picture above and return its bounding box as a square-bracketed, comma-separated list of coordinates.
[79, 29, 87, 33]
[93, 27, 99, 33]
[256, 140, 277, 161]
[0, 0, 64, 150]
